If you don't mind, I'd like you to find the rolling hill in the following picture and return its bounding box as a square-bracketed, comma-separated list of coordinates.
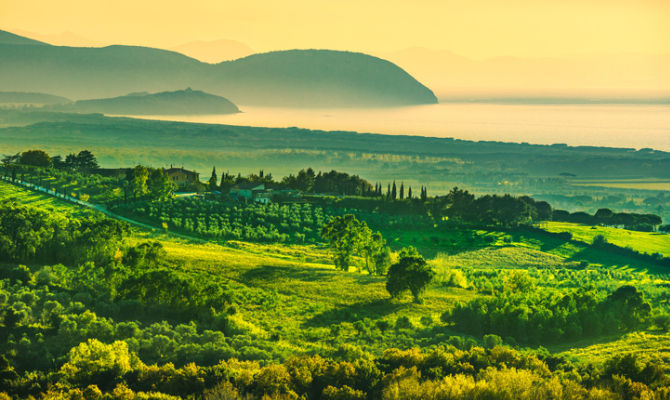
[56, 88, 240, 115]
[0, 30, 437, 108]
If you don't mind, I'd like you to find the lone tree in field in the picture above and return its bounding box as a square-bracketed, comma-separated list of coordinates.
[386, 247, 435, 303]
[321, 214, 392, 274]
[321, 214, 370, 271]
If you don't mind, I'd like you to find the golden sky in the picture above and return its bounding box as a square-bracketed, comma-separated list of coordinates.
[2, 0, 669, 58]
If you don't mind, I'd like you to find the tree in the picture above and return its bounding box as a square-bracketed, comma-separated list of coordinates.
[444, 187, 474, 220]
[65, 153, 78, 170]
[391, 181, 397, 200]
[19, 150, 51, 167]
[321, 214, 371, 271]
[605, 285, 652, 331]
[208, 167, 218, 190]
[420, 186, 427, 202]
[219, 171, 235, 191]
[362, 232, 391, 275]
[592, 234, 608, 248]
[128, 165, 149, 199]
[399, 183, 404, 200]
[60, 339, 133, 390]
[51, 155, 65, 169]
[76, 150, 99, 171]
[148, 168, 176, 200]
[407, 187, 412, 199]
[386, 250, 435, 303]
[504, 270, 534, 293]
[595, 208, 614, 225]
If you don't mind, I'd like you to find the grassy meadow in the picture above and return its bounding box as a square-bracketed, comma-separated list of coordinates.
[539, 221, 670, 257]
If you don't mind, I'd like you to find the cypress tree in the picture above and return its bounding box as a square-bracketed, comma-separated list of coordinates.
[400, 182, 404, 200]
[408, 186, 412, 199]
[208, 167, 218, 190]
[392, 181, 397, 200]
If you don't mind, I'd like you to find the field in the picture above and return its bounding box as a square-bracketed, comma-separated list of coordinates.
[0, 178, 95, 216]
[2, 175, 670, 399]
[538, 220, 670, 257]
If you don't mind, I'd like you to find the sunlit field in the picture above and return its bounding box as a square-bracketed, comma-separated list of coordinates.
[539, 221, 670, 257]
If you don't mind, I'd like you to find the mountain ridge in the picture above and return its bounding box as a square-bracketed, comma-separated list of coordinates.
[0, 30, 437, 108]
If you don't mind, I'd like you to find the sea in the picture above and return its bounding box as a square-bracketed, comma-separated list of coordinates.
[131, 103, 670, 152]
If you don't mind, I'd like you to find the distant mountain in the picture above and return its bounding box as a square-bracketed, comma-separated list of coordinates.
[0, 30, 48, 46]
[211, 50, 438, 107]
[0, 30, 437, 108]
[56, 89, 240, 115]
[170, 39, 254, 63]
[0, 91, 70, 105]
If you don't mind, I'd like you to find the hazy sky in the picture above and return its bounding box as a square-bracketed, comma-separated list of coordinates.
[2, 0, 669, 58]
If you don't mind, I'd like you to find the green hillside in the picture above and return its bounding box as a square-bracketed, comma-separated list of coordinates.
[59, 88, 240, 115]
[539, 221, 670, 256]
[0, 29, 48, 46]
[0, 30, 438, 107]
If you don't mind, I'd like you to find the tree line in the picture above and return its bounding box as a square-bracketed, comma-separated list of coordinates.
[446, 280, 653, 344]
[553, 208, 663, 231]
[2, 149, 99, 172]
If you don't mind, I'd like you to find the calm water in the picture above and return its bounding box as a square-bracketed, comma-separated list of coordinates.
[132, 103, 670, 151]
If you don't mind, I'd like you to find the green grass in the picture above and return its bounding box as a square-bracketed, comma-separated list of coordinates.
[0, 180, 96, 216]
[380, 224, 668, 274]
[141, 235, 480, 356]
[539, 221, 670, 257]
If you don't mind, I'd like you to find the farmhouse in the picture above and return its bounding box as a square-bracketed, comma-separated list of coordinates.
[164, 167, 200, 188]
